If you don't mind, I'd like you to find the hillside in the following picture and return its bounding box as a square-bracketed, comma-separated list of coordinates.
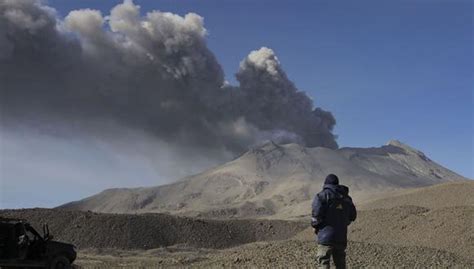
[292, 181, 474, 260]
[295, 205, 473, 260]
[60, 140, 467, 218]
[0, 209, 305, 249]
[359, 181, 474, 210]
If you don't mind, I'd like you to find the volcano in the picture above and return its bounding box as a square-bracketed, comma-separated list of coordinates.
[60, 140, 467, 219]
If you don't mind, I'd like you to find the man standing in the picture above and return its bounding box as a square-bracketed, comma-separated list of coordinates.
[311, 174, 357, 269]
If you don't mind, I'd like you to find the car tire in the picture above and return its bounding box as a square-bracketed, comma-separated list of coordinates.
[49, 255, 71, 269]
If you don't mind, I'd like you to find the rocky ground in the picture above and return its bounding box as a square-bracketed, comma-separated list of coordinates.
[0, 209, 306, 249]
[75, 240, 474, 268]
[292, 205, 474, 260]
[2, 181, 473, 268]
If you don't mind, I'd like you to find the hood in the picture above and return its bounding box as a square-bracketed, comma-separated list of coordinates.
[323, 184, 349, 198]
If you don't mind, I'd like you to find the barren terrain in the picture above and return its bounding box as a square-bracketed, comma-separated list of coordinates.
[2, 182, 473, 268]
[76, 240, 473, 268]
[0, 209, 306, 250]
[359, 181, 474, 210]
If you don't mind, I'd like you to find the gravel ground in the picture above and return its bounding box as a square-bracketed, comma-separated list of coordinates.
[0, 208, 306, 249]
[75, 240, 474, 268]
[294, 205, 474, 260]
[2, 207, 473, 268]
[350, 205, 474, 260]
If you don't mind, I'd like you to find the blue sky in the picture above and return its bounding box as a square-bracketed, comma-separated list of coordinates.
[47, 0, 473, 178]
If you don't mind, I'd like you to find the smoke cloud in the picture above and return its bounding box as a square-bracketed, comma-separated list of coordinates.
[0, 0, 337, 196]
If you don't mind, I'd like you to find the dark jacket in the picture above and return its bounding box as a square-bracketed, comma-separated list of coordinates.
[311, 184, 357, 246]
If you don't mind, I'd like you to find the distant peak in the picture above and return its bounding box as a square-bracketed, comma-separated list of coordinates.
[387, 140, 407, 147]
[386, 140, 428, 160]
[386, 140, 421, 151]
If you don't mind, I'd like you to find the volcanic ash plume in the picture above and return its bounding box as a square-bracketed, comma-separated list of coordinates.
[0, 0, 337, 179]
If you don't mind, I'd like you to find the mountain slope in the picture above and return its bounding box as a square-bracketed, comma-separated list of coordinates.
[359, 181, 474, 210]
[60, 140, 467, 218]
[294, 181, 474, 260]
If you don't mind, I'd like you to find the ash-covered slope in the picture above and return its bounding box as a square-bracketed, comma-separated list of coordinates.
[359, 181, 474, 210]
[60, 140, 467, 218]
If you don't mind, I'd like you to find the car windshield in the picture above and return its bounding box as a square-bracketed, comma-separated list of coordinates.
[25, 225, 42, 240]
